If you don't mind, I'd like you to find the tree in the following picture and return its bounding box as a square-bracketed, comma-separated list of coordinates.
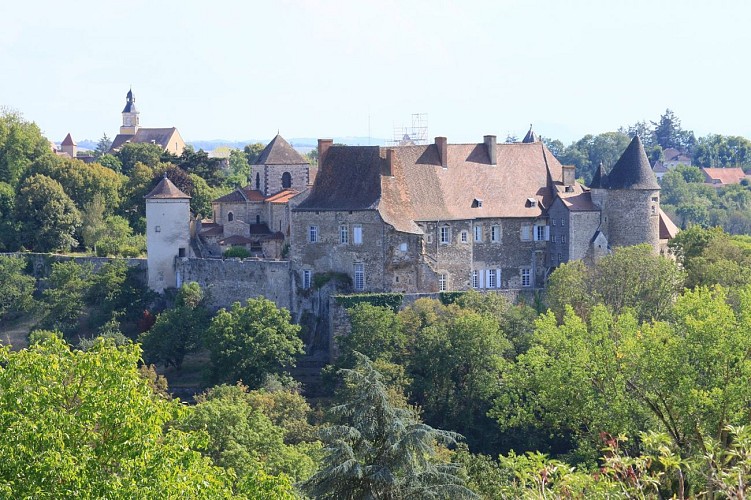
[0, 108, 52, 188]
[41, 260, 92, 334]
[336, 303, 406, 368]
[85, 259, 154, 334]
[652, 108, 695, 153]
[15, 174, 80, 252]
[205, 297, 304, 387]
[244, 142, 265, 165]
[176, 146, 225, 187]
[0, 255, 35, 324]
[139, 282, 210, 369]
[0, 182, 18, 250]
[80, 194, 107, 252]
[0, 336, 241, 497]
[301, 353, 476, 499]
[226, 149, 251, 187]
[116, 142, 163, 175]
[93, 132, 112, 159]
[96, 153, 122, 172]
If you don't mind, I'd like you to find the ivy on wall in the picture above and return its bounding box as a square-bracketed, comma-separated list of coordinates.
[335, 293, 404, 312]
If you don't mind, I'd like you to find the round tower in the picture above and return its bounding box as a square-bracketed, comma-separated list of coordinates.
[145, 176, 191, 292]
[599, 135, 661, 251]
[120, 88, 140, 135]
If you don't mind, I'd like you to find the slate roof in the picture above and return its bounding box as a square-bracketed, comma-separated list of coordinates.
[254, 134, 309, 165]
[589, 163, 607, 188]
[604, 135, 660, 190]
[61, 133, 76, 146]
[218, 235, 253, 246]
[702, 167, 747, 185]
[297, 140, 564, 234]
[212, 186, 265, 203]
[110, 127, 179, 151]
[123, 89, 137, 113]
[144, 177, 191, 199]
[522, 125, 539, 143]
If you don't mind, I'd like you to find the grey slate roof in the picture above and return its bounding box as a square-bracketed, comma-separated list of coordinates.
[606, 135, 660, 190]
[522, 125, 539, 143]
[122, 89, 137, 113]
[589, 163, 607, 188]
[254, 134, 308, 165]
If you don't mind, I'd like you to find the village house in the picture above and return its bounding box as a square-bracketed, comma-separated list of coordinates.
[701, 167, 749, 186]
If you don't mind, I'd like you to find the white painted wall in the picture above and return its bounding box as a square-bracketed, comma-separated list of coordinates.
[146, 198, 190, 292]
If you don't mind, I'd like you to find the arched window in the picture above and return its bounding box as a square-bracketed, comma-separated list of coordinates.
[228, 212, 234, 222]
[255, 172, 261, 190]
[256, 215, 260, 224]
[282, 172, 292, 189]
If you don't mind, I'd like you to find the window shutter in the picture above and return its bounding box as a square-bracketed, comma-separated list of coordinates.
[544, 225, 550, 241]
[485, 270, 491, 288]
[479, 269, 485, 288]
[496, 269, 502, 288]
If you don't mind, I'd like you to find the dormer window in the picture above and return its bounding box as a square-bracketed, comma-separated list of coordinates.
[526, 198, 537, 208]
[472, 198, 483, 208]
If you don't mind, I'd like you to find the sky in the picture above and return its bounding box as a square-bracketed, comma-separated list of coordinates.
[1, 0, 749, 146]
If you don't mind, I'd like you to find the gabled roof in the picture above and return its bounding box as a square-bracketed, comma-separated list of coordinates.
[652, 161, 669, 173]
[659, 208, 679, 239]
[110, 127, 180, 152]
[265, 188, 299, 204]
[212, 186, 265, 203]
[254, 134, 308, 165]
[297, 140, 564, 234]
[589, 163, 607, 188]
[554, 183, 599, 211]
[144, 176, 191, 199]
[701, 167, 747, 185]
[606, 135, 660, 190]
[522, 125, 539, 143]
[61, 133, 76, 146]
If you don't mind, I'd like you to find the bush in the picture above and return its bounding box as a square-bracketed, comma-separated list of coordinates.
[223, 246, 251, 259]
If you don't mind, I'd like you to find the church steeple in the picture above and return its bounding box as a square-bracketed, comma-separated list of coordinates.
[121, 87, 140, 135]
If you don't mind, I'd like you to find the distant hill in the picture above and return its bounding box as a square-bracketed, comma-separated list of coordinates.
[186, 137, 388, 153]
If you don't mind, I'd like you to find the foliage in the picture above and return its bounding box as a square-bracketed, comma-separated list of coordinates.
[176, 146, 226, 187]
[244, 142, 265, 165]
[223, 246, 251, 259]
[652, 108, 696, 152]
[0, 182, 18, 250]
[15, 174, 80, 252]
[0, 336, 237, 497]
[85, 260, 154, 334]
[439, 290, 466, 305]
[116, 142, 164, 175]
[0, 255, 35, 323]
[41, 260, 93, 334]
[190, 172, 229, 218]
[557, 131, 631, 185]
[139, 282, 211, 369]
[334, 292, 403, 311]
[301, 353, 476, 499]
[225, 149, 250, 187]
[97, 153, 122, 172]
[180, 383, 320, 483]
[94, 216, 145, 257]
[336, 303, 406, 369]
[205, 297, 304, 387]
[245, 379, 318, 444]
[693, 133, 751, 169]
[0, 108, 52, 188]
[93, 132, 112, 159]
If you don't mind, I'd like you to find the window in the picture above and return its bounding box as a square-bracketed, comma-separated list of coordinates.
[491, 225, 501, 243]
[440, 226, 451, 244]
[227, 212, 234, 222]
[282, 172, 292, 189]
[339, 224, 348, 244]
[178, 247, 186, 257]
[353, 225, 363, 245]
[256, 172, 261, 190]
[521, 268, 531, 287]
[474, 225, 483, 242]
[558, 253, 562, 263]
[488, 269, 497, 288]
[552, 218, 556, 226]
[427, 234, 433, 244]
[439, 274, 447, 291]
[155, 225, 161, 233]
[354, 263, 365, 291]
[460, 230, 468, 243]
[399, 242, 408, 252]
[561, 235, 566, 244]
[521, 225, 531, 241]
[309, 226, 318, 243]
[552, 235, 557, 243]
[561, 218, 565, 226]
[256, 215, 261, 224]
[471, 270, 479, 289]
[303, 270, 311, 289]
[534, 224, 549, 241]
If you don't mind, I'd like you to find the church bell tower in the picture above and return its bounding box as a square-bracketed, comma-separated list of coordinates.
[120, 88, 140, 135]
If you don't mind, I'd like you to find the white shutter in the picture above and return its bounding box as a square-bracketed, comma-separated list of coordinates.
[522, 225, 530, 240]
[479, 269, 485, 288]
[496, 269, 502, 288]
[544, 225, 550, 241]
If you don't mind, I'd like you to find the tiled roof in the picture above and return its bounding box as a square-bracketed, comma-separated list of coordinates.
[213, 187, 265, 203]
[555, 184, 599, 211]
[61, 133, 76, 146]
[659, 209, 679, 239]
[249, 223, 272, 235]
[200, 225, 224, 236]
[144, 177, 191, 199]
[605, 135, 660, 190]
[254, 134, 309, 165]
[265, 188, 299, 203]
[652, 161, 669, 173]
[297, 140, 564, 234]
[110, 128, 178, 151]
[702, 167, 747, 185]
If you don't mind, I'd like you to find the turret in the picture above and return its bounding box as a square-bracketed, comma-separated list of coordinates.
[121, 88, 140, 135]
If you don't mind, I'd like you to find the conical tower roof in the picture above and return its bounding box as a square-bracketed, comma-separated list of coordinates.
[123, 88, 137, 113]
[589, 162, 607, 188]
[61, 133, 76, 146]
[254, 134, 308, 165]
[522, 124, 539, 143]
[606, 135, 660, 190]
[144, 176, 190, 199]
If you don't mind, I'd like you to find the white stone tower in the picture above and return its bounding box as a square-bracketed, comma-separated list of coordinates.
[145, 176, 191, 292]
[120, 88, 140, 135]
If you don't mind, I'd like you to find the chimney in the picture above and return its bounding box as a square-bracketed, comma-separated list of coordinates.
[317, 139, 333, 165]
[384, 148, 395, 176]
[484, 135, 497, 165]
[562, 165, 576, 186]
[435, 136, 447, 168]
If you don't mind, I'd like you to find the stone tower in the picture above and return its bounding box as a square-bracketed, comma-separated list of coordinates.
[590, 135, 661, 251]
[60, 133, 77, 158]
[251, 134, 310, 196]
[120, 88, 140, 135]
[145, 176, 191, 292]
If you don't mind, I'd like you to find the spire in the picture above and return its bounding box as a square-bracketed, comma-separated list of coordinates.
[590, 161, 607, 188]
[61, 133, 76, 146]
[122, 88, 137, 113]
[606, 135, 660, 190]
[522, 124, 539, 143]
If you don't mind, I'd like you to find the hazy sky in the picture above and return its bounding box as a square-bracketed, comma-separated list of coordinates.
[2, 0, 748, 145]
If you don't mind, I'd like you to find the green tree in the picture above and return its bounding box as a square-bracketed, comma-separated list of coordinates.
[0, 336, 243, 497]
[80, 194, 107, 252]
[653, 108, 695, 152]
[140, 282, 210, 369]
[0, 182, 18, 250]
[116, 142, 164, 175]
[226, 149, 251, 187]
[0, 109, 52, 188]
[205, 297, 304, 387]
[301, 353, 476, 499]
[0, 255, 35, 324]
[15, 174, 80, 252]
[177, 146, 225, 186]
[41, 260, 92, 334]
[93, 132, 112, 159]
[336, 303, 406, 368]
[85, 259, 154, 334]
[244, 142, 265, 165]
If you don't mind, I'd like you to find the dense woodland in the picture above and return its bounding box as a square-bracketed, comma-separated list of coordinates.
[5, 108, 751, 497]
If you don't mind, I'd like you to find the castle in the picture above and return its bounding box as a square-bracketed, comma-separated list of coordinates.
[145, 128, 677, 301]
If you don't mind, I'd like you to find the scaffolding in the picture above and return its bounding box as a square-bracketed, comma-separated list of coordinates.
[389, 113, 428, 146]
